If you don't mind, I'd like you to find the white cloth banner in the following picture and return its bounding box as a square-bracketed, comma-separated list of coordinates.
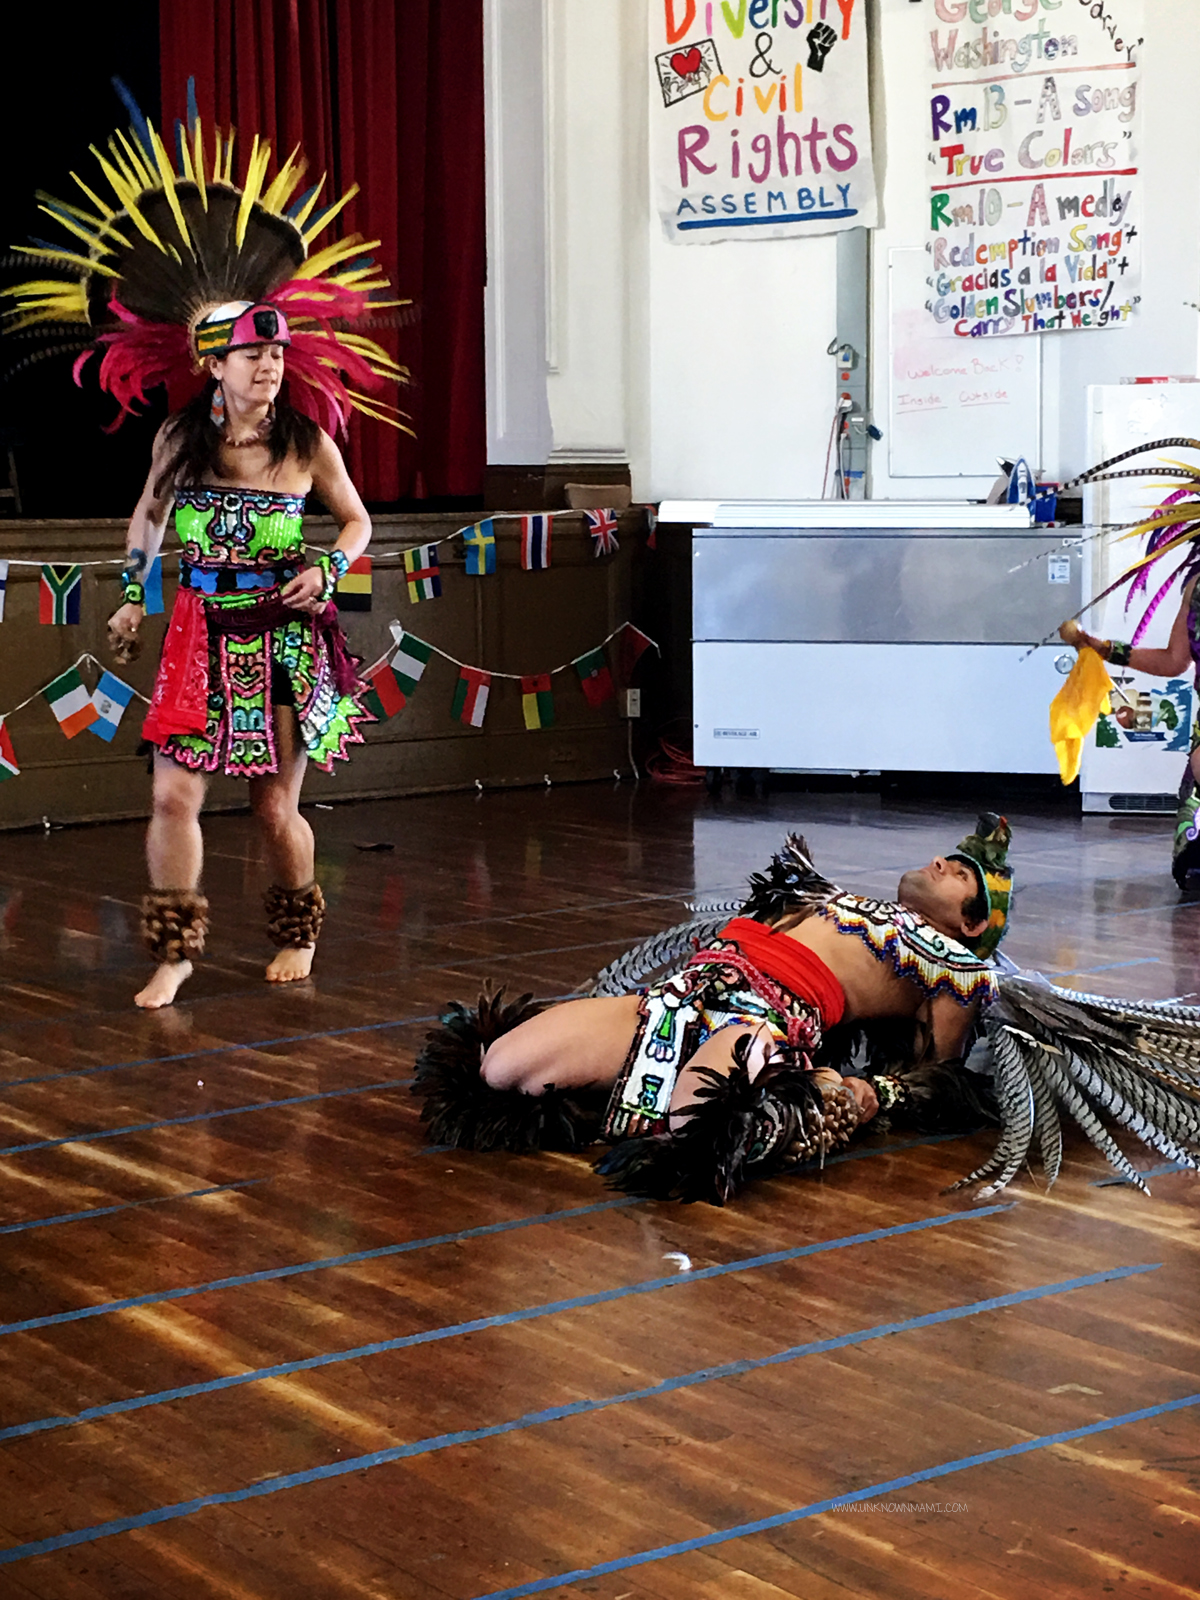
[652, 0, 877, 244]
[924, 0, 1142, 340]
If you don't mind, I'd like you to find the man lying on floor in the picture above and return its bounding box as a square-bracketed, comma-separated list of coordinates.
[413, 816, 1013, 1204]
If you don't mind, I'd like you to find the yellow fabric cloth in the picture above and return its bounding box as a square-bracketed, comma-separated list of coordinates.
[1049, 646, 1114, 785]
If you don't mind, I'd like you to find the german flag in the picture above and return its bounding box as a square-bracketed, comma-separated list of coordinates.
[336, 556, 373, 612]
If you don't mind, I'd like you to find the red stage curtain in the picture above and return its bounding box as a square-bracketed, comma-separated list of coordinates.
[160, 0, 485, 503]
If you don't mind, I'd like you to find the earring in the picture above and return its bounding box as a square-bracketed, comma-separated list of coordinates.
[210, 383, 226, 429]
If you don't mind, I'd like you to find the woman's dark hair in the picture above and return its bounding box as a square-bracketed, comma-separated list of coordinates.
[154, 378, 321, 498]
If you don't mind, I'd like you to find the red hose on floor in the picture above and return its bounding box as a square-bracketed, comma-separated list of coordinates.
[646, 736, 707, 785]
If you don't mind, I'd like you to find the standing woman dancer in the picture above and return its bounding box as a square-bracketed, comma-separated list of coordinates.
[4, 87, 406, 1006]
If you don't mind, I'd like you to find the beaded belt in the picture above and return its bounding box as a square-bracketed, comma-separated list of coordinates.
[180, 560, 299, 595]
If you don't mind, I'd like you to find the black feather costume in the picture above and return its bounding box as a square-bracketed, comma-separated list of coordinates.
[414, 833, 1200, 1200]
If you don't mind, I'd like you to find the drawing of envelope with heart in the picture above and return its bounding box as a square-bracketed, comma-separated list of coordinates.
[655, 38, 721, 108]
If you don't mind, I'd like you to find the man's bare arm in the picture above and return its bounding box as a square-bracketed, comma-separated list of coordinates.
[928, 993, 983, 1062]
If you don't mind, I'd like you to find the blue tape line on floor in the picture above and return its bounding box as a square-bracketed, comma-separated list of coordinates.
[0, 1205, 1011, 1440]
[1092, 1160, 1192, 1188]
[0, 1178, 269, 1236]
[0, 1197, 638, 1340]
[0, 1261, 1157, 1568]
[0, 1075, 413, 1159]
[471, 1386, 1200, 1600]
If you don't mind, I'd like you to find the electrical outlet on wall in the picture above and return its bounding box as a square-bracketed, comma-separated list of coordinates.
[621, 689, 641, 719]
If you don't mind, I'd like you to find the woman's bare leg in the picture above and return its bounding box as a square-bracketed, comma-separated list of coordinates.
[136, 755, 208, 1009]
[481, 994, 642, 1096]
[249, 707, 316, 982]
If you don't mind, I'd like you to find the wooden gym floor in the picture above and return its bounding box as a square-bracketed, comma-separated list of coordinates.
[0, 782, 1198, 1599]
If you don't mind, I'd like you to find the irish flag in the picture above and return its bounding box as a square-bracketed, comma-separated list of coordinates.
[451, 666, 491, 728]
[0, 719, 17, 782]
[521, 674, 554, 730]
[43, 666, 100, 737]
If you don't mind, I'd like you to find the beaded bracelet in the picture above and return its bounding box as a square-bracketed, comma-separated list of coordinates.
[315, 549, 351, 601]
[1107, 640, 1133, 668]
[121, 576, 145, 608]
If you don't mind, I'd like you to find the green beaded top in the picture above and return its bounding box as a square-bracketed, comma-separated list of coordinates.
[175, 485, 306, 567]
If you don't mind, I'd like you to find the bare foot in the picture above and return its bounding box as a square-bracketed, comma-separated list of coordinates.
[135, 960, 193, 1009]
[265, 945, 315, 983]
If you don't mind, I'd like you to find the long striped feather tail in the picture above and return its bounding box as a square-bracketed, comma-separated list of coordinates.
[958, 977, 1200, 1197]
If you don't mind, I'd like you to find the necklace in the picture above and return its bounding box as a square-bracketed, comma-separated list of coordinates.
[223, 421, 271, 449]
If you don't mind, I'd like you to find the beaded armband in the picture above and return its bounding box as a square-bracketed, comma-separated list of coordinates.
[315, 549, 351, 601]
[1107, 639, 1132, 668]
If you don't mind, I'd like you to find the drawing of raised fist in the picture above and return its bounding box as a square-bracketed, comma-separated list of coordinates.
[807, 21, 836, 71]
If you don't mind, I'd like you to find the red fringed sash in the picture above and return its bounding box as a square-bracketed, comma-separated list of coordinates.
[142, 588, 210, 744]
[143, 589, 364, 749]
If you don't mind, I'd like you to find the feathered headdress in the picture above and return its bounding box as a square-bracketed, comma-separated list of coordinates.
[1066, 438, 1200, 642]
[1, 79, 409, 437]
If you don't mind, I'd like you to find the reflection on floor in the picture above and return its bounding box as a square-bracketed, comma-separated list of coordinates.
[0, 784, 1196, 1599]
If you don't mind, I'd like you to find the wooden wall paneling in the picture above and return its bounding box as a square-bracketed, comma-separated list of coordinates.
[0, 511, 641, 830]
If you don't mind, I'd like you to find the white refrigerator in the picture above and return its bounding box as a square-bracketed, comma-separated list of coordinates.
[1079, 386, 1200, 814]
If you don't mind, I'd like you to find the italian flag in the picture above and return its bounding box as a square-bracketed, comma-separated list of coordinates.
[451, 666, 491, 728]
[0, 719, 17, 782]
[43, 666, 100, 738]
[391, 630, 432, 695]
[521, 674, 554, 730]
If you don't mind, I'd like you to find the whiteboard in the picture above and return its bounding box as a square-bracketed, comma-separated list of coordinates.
[887, 247, 1042, 479]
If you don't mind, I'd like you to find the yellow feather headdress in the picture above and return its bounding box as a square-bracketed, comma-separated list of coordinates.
[1, 80, 409, 435]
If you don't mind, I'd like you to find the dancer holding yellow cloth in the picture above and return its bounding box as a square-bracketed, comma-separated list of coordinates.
[1049, 625, 1115, 785]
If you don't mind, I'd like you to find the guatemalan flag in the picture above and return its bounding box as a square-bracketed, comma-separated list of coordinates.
[89, 671, 135, 742]
[520, 514, 553, 571]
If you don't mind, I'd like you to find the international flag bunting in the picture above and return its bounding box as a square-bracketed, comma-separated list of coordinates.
[404, 544, 442, 603]
[520, 674, 555, 731]
[336, 555, 373, 612]
[0, 719, 17, 782]
[43, 666, 99, 737]
[464, 519, 496, 576]
[0, 560, 8, 622]
[390, 629, 433, 694]
[363, 661, 406, 721]
[573, 647, 615, 709]
[584, 509, 620, 557]
[520, 514, 553, 571]
[617, 624, 656, 685]
[452, 666, 491, 728]
[40, 564, 82, 625]
[144, 555, 165, 615]
[89, 671, 135, 742]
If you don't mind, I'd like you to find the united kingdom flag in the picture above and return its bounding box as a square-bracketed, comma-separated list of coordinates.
[584, 508, 620, 557]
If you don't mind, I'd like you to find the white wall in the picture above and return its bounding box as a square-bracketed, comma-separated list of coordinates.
[494, 0, 845, 501]
[484, 0, 553, 465]
[487, 0, 1200, 501]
